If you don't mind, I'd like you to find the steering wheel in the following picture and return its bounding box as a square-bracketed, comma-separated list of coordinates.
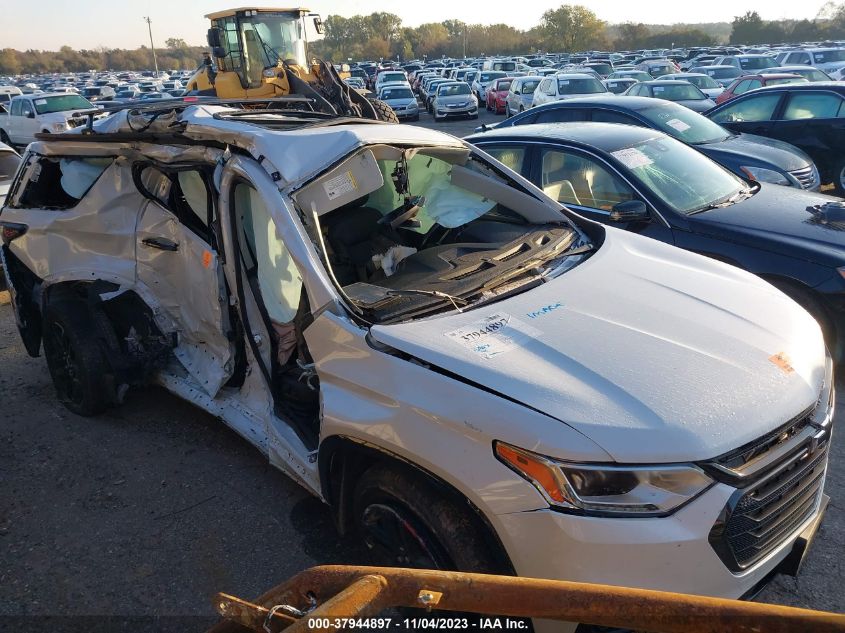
[377, 196, 426, 230]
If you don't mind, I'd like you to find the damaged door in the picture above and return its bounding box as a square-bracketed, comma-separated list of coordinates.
[133, 163, 233, 396]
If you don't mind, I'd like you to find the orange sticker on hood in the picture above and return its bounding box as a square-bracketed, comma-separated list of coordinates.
[202, 250, 213, 269]
[769, 352, 794, 374]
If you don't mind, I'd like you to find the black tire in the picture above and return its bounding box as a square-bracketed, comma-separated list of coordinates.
[43, 299, 116, 416]
[833, 158, 845, 197]
[369, 98, 399, 123]
[0, 129, 11, 145]
[353, 464, 504, 574]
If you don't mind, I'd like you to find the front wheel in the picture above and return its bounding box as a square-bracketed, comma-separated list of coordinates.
[0, 129, 11, 145]
[353, 464, 505, 574]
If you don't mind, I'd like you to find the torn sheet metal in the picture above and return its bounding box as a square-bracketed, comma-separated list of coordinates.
[136, 200, 233, 396]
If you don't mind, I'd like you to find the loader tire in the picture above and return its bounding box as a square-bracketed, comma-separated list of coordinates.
[369, 98, 400, 123]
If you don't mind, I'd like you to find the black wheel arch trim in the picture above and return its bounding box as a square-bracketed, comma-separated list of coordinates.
[318, 434, 518, 576]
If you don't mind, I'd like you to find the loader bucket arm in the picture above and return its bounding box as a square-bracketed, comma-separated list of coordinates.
[208, 565, 845, 633]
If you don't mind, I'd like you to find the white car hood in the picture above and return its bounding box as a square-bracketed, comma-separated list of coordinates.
[370, 229, 825, 464]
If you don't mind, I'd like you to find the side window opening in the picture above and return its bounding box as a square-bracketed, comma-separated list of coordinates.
[16, 156, 112, 210]
[133, 163, 215, 244]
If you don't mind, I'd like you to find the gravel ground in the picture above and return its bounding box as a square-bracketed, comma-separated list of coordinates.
[0, 107, 843, 630]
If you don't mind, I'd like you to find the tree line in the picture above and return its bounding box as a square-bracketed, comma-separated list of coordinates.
[0, 41, 206, 76]
[310, 3, 845, 61]
[1, 3, 845, 76]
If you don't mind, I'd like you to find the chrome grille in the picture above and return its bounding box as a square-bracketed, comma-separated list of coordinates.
[716, 443, 828, 569]
[707, 361, 833, 572]
[66, 118, 86, 129]
[789, 164, 818, 190]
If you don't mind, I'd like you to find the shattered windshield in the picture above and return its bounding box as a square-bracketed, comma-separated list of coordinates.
[298, 147, 592, 324]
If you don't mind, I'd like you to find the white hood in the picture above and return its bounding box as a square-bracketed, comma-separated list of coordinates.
[371, 229, 825, 464]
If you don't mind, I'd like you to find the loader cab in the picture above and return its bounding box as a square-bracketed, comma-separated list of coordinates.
[206, 8, 321, 89]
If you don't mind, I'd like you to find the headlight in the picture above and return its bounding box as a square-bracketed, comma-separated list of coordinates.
[495, 442, 713, 517]
[52, 122, 69, 132]
[739, 165, 790, 186]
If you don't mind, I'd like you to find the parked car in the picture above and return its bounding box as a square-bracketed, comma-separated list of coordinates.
[768, 66, 834, 82]
[113, 87, 142, 101]
[468, 120, 845, 358]
[80, 86, 116, 102]
[483, 96, 820, 191]
[583, 61, 613, 78]
[374, 71, 409, 93]
[378, 85, 419, 121]
[431, 81, 478, 122]
[713, 54, 778, 72]
[624, 80, 716, 112]
[505, 76, 542, 117]
[777, 48, 845, 80]
[0, 93, 95, 147]
[0, 104, 834, 623]
[607, 70, 652, 82]
[139, 92, 175, 101]
[707, 82, 845, 195]
[531, 73, 608, 107]
[714, 74, 807, 105]
[0, 141, 20, 204]
[423, 78, 451, 111]
[343, 77, 366, 90]
[689, 65, 744, 87]
[656, 73, 725, 98]
[634, 59, 678, 77]
[603, 78, 639, 94]
[485, 77, 513, 114]
[680, 54, 718, 71]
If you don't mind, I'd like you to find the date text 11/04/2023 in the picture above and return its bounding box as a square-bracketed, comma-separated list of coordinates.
[305, 617, 530, 629]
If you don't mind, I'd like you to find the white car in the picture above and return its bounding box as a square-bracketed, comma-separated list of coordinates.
[471, 70, 507, 103]
[0, 93, 96, 146]
[778, 47, 845, 81]
[0, 103, 832, 633]
[531, 73, 609, 107]
[374, 71, 408, 93]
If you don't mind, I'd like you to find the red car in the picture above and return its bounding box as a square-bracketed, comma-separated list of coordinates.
[486, 77, 514, 114]
[714, 73, 807, 104]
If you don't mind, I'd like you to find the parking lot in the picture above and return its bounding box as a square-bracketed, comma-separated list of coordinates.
[1, 165, 844, 633]
[2, 79, 845, 633]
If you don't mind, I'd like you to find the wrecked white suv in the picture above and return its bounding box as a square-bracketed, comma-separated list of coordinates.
[0, 103, 833, 631]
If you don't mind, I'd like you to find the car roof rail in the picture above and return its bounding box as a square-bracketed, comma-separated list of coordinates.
[71, 96, 320, 135]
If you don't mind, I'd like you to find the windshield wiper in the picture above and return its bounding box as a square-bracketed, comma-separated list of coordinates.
[385, 289, 469, 312]
[688, 188, 753, 215]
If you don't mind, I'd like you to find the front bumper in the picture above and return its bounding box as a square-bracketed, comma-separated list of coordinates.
[436, 104, 478, 118]
[495, 471, 828, 601]
[391, 106, 419, 120]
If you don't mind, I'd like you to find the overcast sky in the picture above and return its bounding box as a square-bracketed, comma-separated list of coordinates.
[4, 0, 832, 49]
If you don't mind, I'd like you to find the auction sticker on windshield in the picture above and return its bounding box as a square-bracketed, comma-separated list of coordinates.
[446, 313, 541, 359]
[611, 147, 653, 169]
[666, 118, 691, 132]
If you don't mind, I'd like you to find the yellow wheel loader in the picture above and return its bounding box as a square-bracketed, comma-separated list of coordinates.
[185, 7, 398, 122]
